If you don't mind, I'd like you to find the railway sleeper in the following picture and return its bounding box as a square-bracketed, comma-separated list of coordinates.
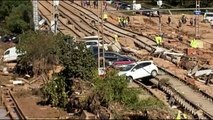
[159, 85, 207, 119]
[160, 67, 213, 102]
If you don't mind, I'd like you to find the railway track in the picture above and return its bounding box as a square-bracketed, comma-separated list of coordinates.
[44, 1, 110, 42]
[39, 0, 213, 119]
[63, 0, 183, 64]
[40, 1, 104, 43]
[2, 87, 27, 119]
[38, 1, 81, 37]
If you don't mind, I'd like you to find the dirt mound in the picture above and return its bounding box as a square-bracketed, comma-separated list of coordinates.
[118, 37, 136, 48]
[143, 18, 157, 26]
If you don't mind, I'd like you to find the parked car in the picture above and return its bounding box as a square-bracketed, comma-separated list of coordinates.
[89, 46, 104, 55]
[138, 8, 159, 17]
[112, 1, 122, 8]
[119, 3, 131, 10]
[94, 52, 134, 66]
[112, 57, 135, 68]
[1, 34, 18, 43]
[118, 61, 158, 81]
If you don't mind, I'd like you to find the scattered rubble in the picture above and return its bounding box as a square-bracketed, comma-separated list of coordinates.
[188, 65, 213, 85]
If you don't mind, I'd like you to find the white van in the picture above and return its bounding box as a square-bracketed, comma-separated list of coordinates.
[203, 12, 213, 22]
[2, 47, 22, 62]
[132, 3, 141, 10]
[105, 0, 112, 4]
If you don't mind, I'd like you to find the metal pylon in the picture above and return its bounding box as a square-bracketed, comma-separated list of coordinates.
[33, 0, 39, 31]
[195, 0, 200, 38]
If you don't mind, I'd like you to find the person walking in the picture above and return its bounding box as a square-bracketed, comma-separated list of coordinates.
[118, 16, 121, 27]
[127, 16, 130, 23]
[210, 20, 213, 29]
[175, 110, 188, 120]
[125, 17, 129, 27]
[123, 17, 126, 27]
[93, 0, 98, 9]
[114, 34, 118, 42]
[103, 13, 108, 22]
[104, 1, 107, 11]
[93, 0, 96, 8]
[155, 34, 163, 46]
[121, 16, 125, 27]
[116, 1, 119, 10]
[87, 0, 91, 8]
[190, 18, 193, 26]
[167, 16, 171, 25]
[190, 38, 198, 48]
[181, 14, 187, 24]
[194, 18, 196, 27]
[81, 0, 83, 6]
[178, 19, 182, 28]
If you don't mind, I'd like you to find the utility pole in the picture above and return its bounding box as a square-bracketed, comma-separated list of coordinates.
[157, 0, 162, 36]
[195, 0, 200, 38]
[33, 0, 39, 31]
[101, 0, 105, 71]
[97, 1, 101, 75]
[97, 1, 105, 76]
[52, 0, 59, 34]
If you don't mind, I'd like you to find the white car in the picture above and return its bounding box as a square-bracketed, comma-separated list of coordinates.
[118, 61, 158, 80]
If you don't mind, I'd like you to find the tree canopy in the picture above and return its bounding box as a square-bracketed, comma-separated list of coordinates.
[58, 37, 96, 80]
[16, 31, 96, 80]
[0, 0, 33, 34]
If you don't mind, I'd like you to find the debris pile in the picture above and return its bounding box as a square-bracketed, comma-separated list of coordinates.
[67, 79, 112, 119]
[188, 65, 213, 85]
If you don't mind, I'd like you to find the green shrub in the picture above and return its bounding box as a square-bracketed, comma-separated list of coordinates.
[42, 75, 68, 108]
[58, 37, 96, 80]
[92, 69, 165, 111]
[92, 69, 139, 106]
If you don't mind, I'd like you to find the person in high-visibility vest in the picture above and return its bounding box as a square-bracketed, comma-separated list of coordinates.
[118, 16, 121, 27]
[123, 18, 127, 27]
[155, 35, 163, 46]
[175, 110, 182, 120]
[114, 34, 118, 42]
[120, 16, 124, 27]
[103, 13, 108, 22]
[182, 113, 187, 119]
[190, 39, 198, 48]
[124, 17, 128, 27]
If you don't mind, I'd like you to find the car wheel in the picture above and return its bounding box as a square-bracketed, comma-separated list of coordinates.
[151, 70, 157, 77]
[127, 76, 133, 83]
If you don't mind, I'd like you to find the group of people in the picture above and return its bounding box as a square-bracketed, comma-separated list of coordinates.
[167, 14, 199, 28]
[177, 14, 187, 28]
[80, 0, 98, 9]
[80, 0, 108, 10]
[117, 16, 130, 28]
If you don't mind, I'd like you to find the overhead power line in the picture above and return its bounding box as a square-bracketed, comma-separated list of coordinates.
[105, 7, 213, 13]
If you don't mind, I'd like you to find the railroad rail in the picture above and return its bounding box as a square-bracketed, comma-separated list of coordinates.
[2, 87, 27, 120]
[64, 0, 183, 64]
[39, 1, 213, 119]
[106, 7, 213, 12]
[38, 1, 80, 37]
